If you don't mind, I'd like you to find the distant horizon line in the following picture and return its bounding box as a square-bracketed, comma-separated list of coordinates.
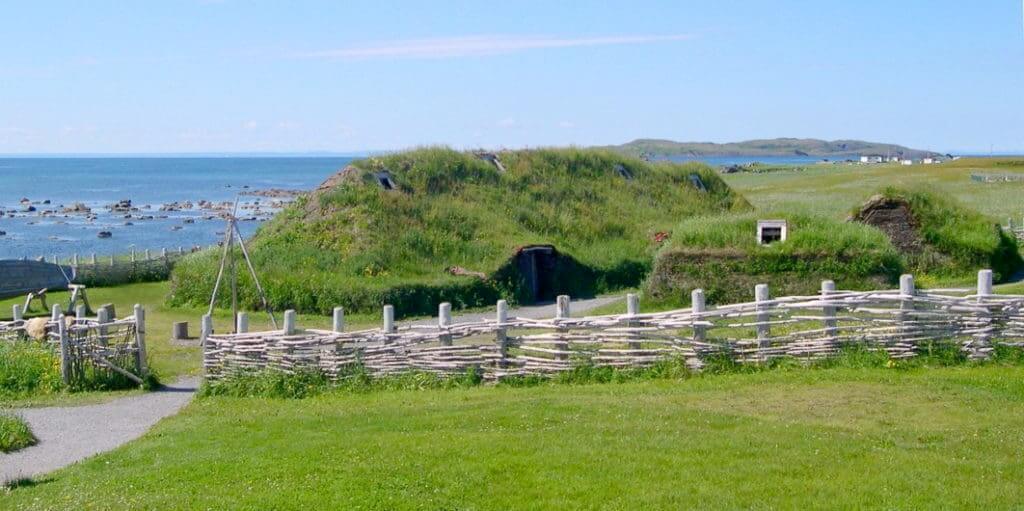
[0, 148, 1021, 158]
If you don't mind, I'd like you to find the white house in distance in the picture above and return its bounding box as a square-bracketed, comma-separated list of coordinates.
[901, 159, 914, 166]
[922, 157, 934, 164]
[859, 155, 884, 164]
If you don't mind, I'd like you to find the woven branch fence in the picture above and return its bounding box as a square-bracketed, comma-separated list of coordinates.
[202, 270, 1024, 382]
[0, 304, 148, 386]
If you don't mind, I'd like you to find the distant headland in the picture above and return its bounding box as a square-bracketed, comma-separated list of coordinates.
[607, 138, 942, 159]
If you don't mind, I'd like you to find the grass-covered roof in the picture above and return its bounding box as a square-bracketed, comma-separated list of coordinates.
[170, 147, 748, 315]
[851, 186, 1022, 281]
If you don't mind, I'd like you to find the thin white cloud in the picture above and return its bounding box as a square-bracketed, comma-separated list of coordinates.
[296, 34, 694, 60]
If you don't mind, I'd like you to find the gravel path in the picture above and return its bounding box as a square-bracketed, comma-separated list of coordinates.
[406, 295, 623, 326]
[0, 377, 199, 484]
[0, 295, 623, 484]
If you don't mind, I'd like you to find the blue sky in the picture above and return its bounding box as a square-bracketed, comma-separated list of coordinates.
[1, 1, 1022, 154]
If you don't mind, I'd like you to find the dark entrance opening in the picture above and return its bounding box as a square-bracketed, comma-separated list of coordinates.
[373, 171, 396, 190]
[614, 164, 634, 180]
[688, 173, 708, 192]
[759, 227, 783, 244]
[515, 245, 558, 303]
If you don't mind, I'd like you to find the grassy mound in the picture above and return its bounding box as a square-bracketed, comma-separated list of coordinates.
[851, 187, 1022, 281]
[170, 147, 748, 316]
[0, 413, 36, 453]
[646, 211, 903, 305]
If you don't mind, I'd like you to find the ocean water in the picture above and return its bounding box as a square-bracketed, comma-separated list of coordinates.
[0, 153, 831, 261]
[0, 157, 353, 260]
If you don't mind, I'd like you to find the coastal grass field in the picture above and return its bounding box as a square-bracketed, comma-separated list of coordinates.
[722, 157, 1024, 221]
[5, 364, 1024, 508]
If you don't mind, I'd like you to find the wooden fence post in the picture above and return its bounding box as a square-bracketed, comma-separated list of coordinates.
[58, 314, 70, 385]
[555, 295, 570, 362]
[134, 304, 148, 378]
[626, 293, 639, 316]
[899, 274, 915, 311]
[97, 307, 109, 346]
[972, 269, 994, 360]
[200, 314, 212, 346]
[382, 305, 395, 335]
[110, 254, 115, 267]
[236, 311, 249, 334]
[12, 304, 22, 322]
[691, 289, 707, 343]
[72, 253, 79, 266]
[283, 310, 297, 335]
[821, 280, 838, 341]
[899, 274, 915, 354]
[755, 284, 770, 357]
[496, 300, 509, 365]
[51, 303, 62, 322]
[332, 307, 345, 333]
[438, 302, 452, 346]
[75, 304, 86, 324]
[131, 248, 136, 263]
[626, 293, 640, 350]
[90, 253, 97, 265]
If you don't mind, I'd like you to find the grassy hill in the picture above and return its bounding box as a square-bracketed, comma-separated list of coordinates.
[169, 147, 748, 316]
[610, 138, 940, 159]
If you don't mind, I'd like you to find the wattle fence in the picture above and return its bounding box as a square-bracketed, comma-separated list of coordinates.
[0, 304, 148, 386]
[201, 270, 1024, 381]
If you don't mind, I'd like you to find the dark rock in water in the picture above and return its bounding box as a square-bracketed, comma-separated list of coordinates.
[170, 226, 183, 231]
[0, 230, 5, 236]
[183, 218, 195, 224]
[97, 231, 113, 238]
[42, 199, 50, 204]
[62, 202, 91, 214]
[108, 199, 134, 212]
[124, 221, 134, 226]
[25, 205, 36, 212]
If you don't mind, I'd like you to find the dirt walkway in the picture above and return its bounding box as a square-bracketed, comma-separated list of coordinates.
[0, 378, 198, 484]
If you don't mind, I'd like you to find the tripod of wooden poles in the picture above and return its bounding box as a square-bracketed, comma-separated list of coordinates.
[207, 199, 277, 333]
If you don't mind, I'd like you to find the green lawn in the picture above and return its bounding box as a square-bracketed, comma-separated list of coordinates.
[4, 365, 1024, 508]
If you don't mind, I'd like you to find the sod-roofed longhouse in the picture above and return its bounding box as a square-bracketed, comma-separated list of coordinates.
[645, 211, 904, 306]
[169, 147, 749, 316]
[646, 186, 1024, 307]
[850, 187, 1023, 281]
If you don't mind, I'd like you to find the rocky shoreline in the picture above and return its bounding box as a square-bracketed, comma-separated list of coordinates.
[0, 188, 300, 239]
